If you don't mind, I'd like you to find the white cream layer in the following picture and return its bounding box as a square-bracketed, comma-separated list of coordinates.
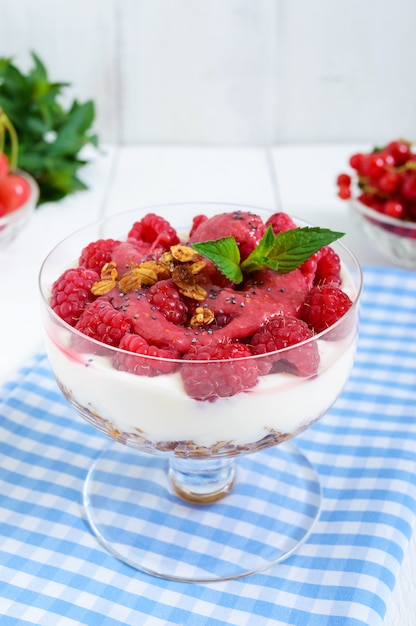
[45, 331, 357, 448]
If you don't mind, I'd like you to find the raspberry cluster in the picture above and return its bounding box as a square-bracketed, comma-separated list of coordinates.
[336, 139, 416, 223]
[50, 210, 354, 401]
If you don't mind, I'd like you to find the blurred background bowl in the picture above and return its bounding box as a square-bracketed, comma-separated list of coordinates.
[350, 198, 416, 269]
[0, 170, 39, 250]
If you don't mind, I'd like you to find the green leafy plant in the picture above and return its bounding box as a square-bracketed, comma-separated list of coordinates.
[0, 52, 98, 204]
[192, 226, 344, 283]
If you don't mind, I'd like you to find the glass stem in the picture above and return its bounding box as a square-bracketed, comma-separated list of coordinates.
[168, 456, 236, 504]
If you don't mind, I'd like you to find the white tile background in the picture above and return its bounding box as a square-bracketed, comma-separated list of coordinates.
[1, 0, 415, 145]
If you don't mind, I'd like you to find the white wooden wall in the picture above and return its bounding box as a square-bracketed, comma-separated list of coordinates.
[1, 0, 415, 146]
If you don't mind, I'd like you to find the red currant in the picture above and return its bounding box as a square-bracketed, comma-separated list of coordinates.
[357, 192, 384, 213]
[0, 174, 31, 214]
[377, 171, 402, 194]
[337, 185, 351, 200]
[384, 199, 405, 219]
[385, 140, 411, 166]
[349, 153, 365, 172]
[336, 173, 351, 187]
[401, 173, 416, 201]
[407, 204, 416, 221]
[362, 153, 388, 179]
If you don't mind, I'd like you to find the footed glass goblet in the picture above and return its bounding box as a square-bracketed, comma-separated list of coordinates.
[39, 202, 362, 582]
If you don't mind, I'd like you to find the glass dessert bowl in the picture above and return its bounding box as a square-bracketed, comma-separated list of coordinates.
[39, 202, 362, 581]
[350, 197, 416, 268]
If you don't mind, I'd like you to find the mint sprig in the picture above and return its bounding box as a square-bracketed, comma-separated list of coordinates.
[191, 225, 344, 283]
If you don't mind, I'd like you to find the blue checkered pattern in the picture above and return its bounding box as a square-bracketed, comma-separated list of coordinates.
[1, 266, 415, 626]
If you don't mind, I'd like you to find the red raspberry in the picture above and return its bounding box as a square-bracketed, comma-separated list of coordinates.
[189, 214, 208, 237]
[300, 246, 341, 288]
[189, 211, 265, 260]
[250, 315, 319, 377]
[51, 267, 99, 326]
[75, 300, 132, 347]
[299, 253, 318, 287]
[314, 246, 342, 286]
[181, 342, 259, 400]
[78, 239, 120, 275]
[111, 241, 155, 275]
[147, 279, 188, 325]
[115, 333, 180, 376]
[265, 212, 297, 233]
[300, 285, 352, 334]
[127, 213, 179, 250]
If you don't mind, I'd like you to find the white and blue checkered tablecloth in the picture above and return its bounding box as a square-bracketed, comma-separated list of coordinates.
[1, 266, 415, 626]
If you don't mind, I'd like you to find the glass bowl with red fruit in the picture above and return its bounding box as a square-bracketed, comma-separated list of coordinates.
[0, 154, 39, 249]
[39, 202, 362, 581]
[337, 139, 416, 268]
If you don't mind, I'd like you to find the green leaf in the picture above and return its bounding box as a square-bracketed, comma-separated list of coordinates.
[59, 100, 96, 136]
[192, 237, 243, 283]
[30, 51, 48, 83]
[241, 227, 344, 274]
[238, 225, 275, 273]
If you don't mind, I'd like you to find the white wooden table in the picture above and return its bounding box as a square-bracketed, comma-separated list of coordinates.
[0, 143, 413, 625]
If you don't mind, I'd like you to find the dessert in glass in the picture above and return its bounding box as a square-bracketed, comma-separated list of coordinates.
[39, 202, 362, 581]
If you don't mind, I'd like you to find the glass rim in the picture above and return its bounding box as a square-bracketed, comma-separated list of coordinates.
[350, 197, 416, 231]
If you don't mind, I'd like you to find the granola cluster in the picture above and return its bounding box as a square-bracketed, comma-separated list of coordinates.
[91, 244, 214, 324]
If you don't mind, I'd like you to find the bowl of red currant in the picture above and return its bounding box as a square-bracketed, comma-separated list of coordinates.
[0, 154, 39, 249]
[336, 139, 416, 268]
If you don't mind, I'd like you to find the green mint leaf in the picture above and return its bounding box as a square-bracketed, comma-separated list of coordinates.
[191, 237, 243, 283]
[237, 225, 275, 273]
[241, 226, 344, 274]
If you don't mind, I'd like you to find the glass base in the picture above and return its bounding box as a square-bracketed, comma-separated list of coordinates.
[83, 441, 321, 582]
